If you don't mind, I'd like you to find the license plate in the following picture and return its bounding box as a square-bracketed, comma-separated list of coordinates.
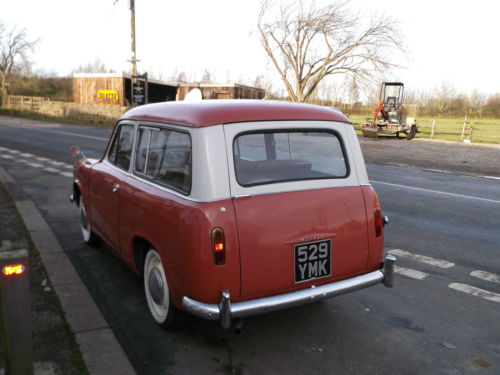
[294, 239, 332, 283]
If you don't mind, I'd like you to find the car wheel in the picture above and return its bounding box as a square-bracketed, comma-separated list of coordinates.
[144, 248, 176, 328]
[79, 196, 99, 246]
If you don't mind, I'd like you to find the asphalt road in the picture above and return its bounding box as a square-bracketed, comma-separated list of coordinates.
[1, 116, 499, 375]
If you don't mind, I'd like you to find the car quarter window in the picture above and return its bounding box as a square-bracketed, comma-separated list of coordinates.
[134, 126, 192, 194]
[233, 130, 348, 187]
[108, 124, 135, 171]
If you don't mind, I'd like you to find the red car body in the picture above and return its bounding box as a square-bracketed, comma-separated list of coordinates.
[72, 100, 394, 329]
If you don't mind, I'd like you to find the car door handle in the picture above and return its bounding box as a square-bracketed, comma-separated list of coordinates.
[112, 183, 120, 193]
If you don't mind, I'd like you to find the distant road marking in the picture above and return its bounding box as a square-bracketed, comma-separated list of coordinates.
[388, 249, 455, 269]
[50, 130, 108, 141]
[0, 154, 13, 159]
[471, 270, 500, 284]
[44, 167, 59, 173]
[19, 153, 34, 158]
[394, 266, 428, 280]
[370, 180, 500, 205]
[61, 172, 73, 178]
[449, 283, 500, 304]
[482, 176, 500, 181]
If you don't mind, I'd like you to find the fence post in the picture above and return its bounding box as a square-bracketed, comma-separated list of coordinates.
[0, 248, 33, 375]
[460, 116, 468, 141]
[431, 120, 436, 139]
[468, 124, 474, 142]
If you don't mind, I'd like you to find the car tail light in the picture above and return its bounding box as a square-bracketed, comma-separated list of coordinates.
[374, 206, 383, 238]
[212, 228, 225, 266]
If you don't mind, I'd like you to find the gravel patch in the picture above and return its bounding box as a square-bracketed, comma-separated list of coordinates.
[359, 136, 500, 177]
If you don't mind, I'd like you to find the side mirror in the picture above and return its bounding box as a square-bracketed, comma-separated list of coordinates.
[69, 145, 85, 158]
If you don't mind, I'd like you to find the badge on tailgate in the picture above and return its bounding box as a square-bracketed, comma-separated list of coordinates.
[294, 239, 332, 283]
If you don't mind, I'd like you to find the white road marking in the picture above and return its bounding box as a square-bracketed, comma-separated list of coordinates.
[50, 130, 108, 141]
[449, 283, 500, 304]
[471, 270, 500, 284]
[49, 161, 66, 166]
[27, 163, 43, 168]
[389, 249, 455, 269]
[394, 266, 429, 280]
[482, 176, 500, 181]
[370, 180, 500, 205]
[0, 146, 73, 178]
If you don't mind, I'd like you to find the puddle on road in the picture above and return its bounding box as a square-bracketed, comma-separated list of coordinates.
[385, 316, 425, 332]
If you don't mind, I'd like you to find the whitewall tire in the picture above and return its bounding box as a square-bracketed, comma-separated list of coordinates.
[144, 248, 176, 328]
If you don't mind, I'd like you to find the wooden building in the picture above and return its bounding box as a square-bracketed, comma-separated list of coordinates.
[73, 73, 265, 106]
[73, 73, 178, 106]
[177, 83, 265, 101]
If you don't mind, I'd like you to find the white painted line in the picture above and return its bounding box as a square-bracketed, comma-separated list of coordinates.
[49, 161, 66, 166]
[370, 180, 500, 205]
[0, 146, 7, 151]
[63, 164, 73, 169]
[36, 157, 51, 162]
[394, 266, 429, 280]
[60, 172, 73, 178]
[0, 154, 13, 159]
[17, 159, 30, 163]
[8, 149, 20, 154]
[471, 270, 500, 284]
[51, 130, 108, 141]
[482, 176, 500, 181]
[43, 167, 59, 173]
[388, 249, 455, 269]
[19, 153, 34, 158]
[449, 283, 500, 304]
[27, 163, 43, 168]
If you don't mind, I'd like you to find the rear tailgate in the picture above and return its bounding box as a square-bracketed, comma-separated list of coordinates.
[233, 186, 369, 297]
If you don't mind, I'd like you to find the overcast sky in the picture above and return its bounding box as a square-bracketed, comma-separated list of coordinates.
[2, 0, 499, 96]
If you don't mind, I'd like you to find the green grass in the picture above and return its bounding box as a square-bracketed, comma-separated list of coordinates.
[346, 114, 500, 144]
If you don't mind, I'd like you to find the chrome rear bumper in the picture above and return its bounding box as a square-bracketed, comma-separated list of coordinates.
[182, 255, 396, 329]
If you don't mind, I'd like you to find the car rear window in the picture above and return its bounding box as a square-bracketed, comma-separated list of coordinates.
[134, 126, 192, 194]
[233, 130, 348, 186]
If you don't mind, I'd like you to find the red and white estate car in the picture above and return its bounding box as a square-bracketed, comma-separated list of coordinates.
[70, 100, 395, 329]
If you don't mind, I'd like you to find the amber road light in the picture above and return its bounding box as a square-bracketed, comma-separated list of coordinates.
[2, 264, 25, 276]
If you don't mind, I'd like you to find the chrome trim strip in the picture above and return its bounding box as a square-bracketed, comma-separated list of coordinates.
[182, 256, 395, 323]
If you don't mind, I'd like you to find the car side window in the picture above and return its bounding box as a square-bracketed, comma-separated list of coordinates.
[134, 126, 192, 194]
[108, 124, 135, 171]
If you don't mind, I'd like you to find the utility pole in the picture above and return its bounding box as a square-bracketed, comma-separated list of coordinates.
[130, 0, 137, 77]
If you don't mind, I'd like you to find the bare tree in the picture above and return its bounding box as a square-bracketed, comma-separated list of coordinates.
[434, 81, 456, 115]
[0, 21, 38, 105]
[258, 0, 403, 102]
[72, 56, 115, 74]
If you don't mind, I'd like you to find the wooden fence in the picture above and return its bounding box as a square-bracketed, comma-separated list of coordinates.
[6, 96, 43, 111]
[351, 115, 500, 144]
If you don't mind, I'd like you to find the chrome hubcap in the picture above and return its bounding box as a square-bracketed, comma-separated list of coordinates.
[148, 267, 164, 305]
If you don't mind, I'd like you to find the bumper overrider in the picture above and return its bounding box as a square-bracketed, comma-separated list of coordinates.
[182, 255, 396, 329]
